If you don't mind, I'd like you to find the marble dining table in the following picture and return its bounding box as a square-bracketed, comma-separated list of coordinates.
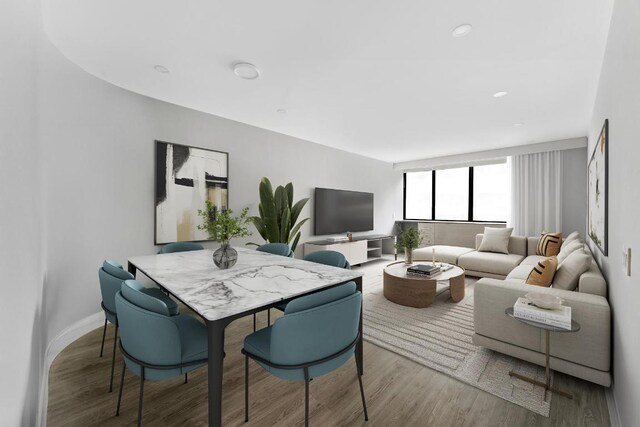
[127, 246, 364, 427]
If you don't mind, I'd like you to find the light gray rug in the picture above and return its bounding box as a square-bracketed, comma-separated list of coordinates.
[362, 275, 553, 417]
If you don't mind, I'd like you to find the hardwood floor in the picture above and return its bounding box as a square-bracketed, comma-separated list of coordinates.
[47, 259, 610, 426]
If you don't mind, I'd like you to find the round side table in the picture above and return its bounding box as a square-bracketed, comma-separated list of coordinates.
[505, 307, 580, 401]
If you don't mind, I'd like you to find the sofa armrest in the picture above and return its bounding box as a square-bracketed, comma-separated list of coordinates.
[474, 278, 610, 371]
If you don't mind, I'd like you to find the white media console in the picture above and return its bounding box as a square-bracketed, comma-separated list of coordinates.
[303, 234, 396, 266]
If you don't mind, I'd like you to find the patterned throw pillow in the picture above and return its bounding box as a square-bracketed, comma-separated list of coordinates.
[526, 257, 558, 287]
[537, 232, 563, 256]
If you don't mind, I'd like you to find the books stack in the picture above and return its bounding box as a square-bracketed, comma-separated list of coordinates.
[513, 297, 572, 330]
[407, 264, 441, 277]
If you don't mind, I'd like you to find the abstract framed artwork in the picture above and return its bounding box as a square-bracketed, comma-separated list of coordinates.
[588, 119, 608, 255]
[155, 140, 229, 244]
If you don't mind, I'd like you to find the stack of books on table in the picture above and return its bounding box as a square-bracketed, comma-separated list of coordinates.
[513, 297, 572, 330]
[407, 264, 441, 277]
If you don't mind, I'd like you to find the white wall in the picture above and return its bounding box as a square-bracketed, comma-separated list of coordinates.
[0, 0, 44, 425]
[38, 37, 403, 354]
[588, 0, 640, 424]
[562, 147, 587, 234]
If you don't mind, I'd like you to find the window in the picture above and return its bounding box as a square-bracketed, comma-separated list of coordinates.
[403, 162, 509, 222]
[404, 171, 432, 220]
[435, 167, 469, 220]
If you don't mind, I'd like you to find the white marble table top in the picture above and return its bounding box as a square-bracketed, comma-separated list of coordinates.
[128, 247, 363, 321]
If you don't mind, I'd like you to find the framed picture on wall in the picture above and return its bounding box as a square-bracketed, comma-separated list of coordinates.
[588, 119, 608, 255]
[155, 140, 229, 245]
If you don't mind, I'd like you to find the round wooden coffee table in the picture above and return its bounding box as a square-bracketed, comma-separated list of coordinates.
[383, 262, 465, 308]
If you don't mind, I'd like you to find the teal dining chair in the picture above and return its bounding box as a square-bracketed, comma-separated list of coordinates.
[271, 250, 353, 316]
[254, 243, 294, 330]
[98, 260, 179, 392]
[256, 242, 294, 257]
[158, 241, 204, 254]
[242, 282, 368, 426]
[114, 280, 209, 426]
[303, 250, 351, 269]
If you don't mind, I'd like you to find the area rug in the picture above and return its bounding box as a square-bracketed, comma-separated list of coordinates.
[362, 275, 553, 417]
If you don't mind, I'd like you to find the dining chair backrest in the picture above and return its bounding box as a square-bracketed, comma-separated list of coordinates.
[158, 242, 204, 254]
[256, 243, 294, 257]
[115, 280, 183, 376]
[303, 250, 351, 269]
[98, 260, 134, 319]
[269, 282, 361, 380]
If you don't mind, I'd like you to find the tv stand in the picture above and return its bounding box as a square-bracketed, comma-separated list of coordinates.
[303, 234, 396, 266]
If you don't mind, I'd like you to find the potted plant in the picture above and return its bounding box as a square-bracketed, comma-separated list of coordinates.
[249, 177, 309, 252]
[197, 201, 252, 269]
[395, 225, 423, 264]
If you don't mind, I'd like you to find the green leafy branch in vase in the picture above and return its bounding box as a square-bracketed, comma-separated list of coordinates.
[197, 201, 252, 245]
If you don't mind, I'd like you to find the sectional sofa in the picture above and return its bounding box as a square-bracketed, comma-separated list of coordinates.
[413, 234, 611, 386]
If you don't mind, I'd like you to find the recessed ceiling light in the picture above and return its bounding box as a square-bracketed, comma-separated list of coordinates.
[233, 62, 260, 80]
[493, 91, 508, 98]
[154, 65, 170, 74]
[277, 108, 287, 114]
[513, 123, 523, 127]
[452, 24, 472, 38]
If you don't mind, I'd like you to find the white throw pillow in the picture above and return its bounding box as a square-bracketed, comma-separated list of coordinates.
[562, 231, 581, 248]
[478, 227, 513, 254]
[553, 249, 592, 291]
[556, 240, 583, 264]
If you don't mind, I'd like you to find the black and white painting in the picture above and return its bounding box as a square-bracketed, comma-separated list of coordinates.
[588, 119, 608, 255]
[155, 141, 228, 244]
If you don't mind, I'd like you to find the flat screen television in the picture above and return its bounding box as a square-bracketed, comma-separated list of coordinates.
[314, 188, 374, 235]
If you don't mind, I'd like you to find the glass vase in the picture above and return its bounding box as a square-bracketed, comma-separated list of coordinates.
[405, 247, 413, 265]
[213, 243, 238, 269]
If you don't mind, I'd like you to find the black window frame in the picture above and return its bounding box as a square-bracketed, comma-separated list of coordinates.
[403, 167, 507, 223]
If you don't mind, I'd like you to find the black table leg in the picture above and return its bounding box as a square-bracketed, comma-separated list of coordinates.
[207, 319, 227, 427]
[355, 276, 364, 376]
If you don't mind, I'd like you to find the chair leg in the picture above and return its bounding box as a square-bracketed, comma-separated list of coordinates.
[253, 313, 256, 332]
[137, 367, 145, 427]
[304, 367, 310, 427]
[116, 363, 126, 416]
[109, 325, 119, 392]
[99, 318, 107, 357]
[267, 309, 271, 326]
[244, 355, 249, 422]
[355, 357, 369, 421]
[184, 373, 188, 384]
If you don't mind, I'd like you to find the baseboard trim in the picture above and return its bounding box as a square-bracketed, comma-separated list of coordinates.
[36, 311, 104, 427]
[605, 387, 621, 427]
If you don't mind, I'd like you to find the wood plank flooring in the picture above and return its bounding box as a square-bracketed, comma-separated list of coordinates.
[47, 259, 610, 426]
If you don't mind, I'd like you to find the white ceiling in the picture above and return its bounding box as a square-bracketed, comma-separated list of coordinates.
[43, 0, 613, 163]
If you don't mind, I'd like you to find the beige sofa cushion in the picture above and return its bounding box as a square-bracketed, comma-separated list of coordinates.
[554, 250, 592, 291]
[478, 227, 513, 254]
[557, 240, 583, 264]
[475, 234, 527, 257]
[520, 255, 547, 266]
[562, 231, 581, 247]
[506, 264, 535, 282]
[413, 245, 474, 264]
[458, 251, 525, 276]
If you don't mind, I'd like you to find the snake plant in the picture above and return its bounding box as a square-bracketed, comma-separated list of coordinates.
[249, 177, 309, 252]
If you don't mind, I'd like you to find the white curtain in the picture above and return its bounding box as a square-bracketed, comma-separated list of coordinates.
[509, 151, 563, 236]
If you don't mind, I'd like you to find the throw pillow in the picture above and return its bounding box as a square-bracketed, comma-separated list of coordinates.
[554, 250, 592, 291]
[562, 231, 581, 248]
[536, 232, 563, 256]
[556, 240, 583, 264]
[478, 227, 513, 254]
[526, 257, 558, 287]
